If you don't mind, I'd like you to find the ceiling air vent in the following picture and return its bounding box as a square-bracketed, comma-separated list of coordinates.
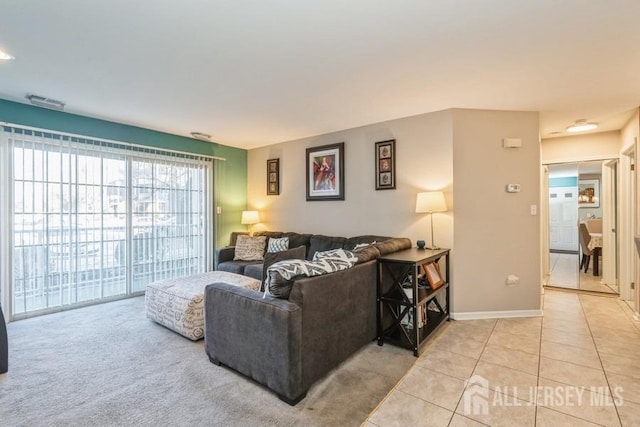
[190, 132, 211, 141]
[25, 93, 65, 111]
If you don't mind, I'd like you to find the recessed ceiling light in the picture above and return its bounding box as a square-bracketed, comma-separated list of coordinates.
[0, 49, 15, 60]
[190, 132, 211, 141]
[566, 119, 598, 133]
[548, 131, 562, 135]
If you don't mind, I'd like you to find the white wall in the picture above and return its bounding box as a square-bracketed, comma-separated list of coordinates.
[620, 110, 638, 152]
[247, 108, 541, 315]
[452, 109, 541, 314]
[541, 131, 621, 163]
[247, 109, 454, 246]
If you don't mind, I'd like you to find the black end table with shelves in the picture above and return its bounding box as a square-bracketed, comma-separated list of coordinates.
[377, 248, 450, 356]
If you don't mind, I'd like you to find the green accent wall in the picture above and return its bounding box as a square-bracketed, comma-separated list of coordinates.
[549, 177, 578, 188]
[0, 99, 247, 252]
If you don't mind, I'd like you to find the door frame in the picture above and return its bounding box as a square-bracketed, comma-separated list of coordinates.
[541, 157, 619, 294]
[602, 159, 618, 290]
[619, 144, 637, 309]
[541, 165, 550, 288]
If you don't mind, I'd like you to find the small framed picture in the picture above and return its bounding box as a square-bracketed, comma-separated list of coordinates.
[375, 139, 396, 190]
[267, 158, 280, 195]
[578, 179, 599, 208]
[422, 261, 444, 289]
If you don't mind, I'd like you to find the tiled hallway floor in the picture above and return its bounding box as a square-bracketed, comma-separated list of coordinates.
[548, 252, 616, 294]
[365, 290, 640, 426]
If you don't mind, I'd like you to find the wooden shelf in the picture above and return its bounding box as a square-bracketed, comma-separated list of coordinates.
[376, 248, 451, 356]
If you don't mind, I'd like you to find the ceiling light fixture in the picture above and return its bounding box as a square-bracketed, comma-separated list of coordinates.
[25, 93, 65, 111]
[566, 119, 598, 133]
[190, 132, 211, 141]
[0, 49, 14, 60]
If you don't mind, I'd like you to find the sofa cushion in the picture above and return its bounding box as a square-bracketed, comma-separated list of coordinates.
[281, 232, 312, 256]
[352, 245, 381, 264]
[265, 249, 358, 299]
[234, 235, 267, 261]
[217, 260, 262, 275]
[243, 263, 264, 281]
[267, 237, 289, 253]
[308, 235, 347, 260]
[261, 245, 307, 288]
[344, 235, 390, 250]
[374, 237, 412, 255]
[254, 231, 283, 239]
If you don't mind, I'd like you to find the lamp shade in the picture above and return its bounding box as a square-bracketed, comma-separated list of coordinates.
[241, 210, 260, 225]
[415, 192, 447, 213]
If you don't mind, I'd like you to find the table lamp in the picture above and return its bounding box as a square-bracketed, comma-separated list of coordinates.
[415, 192, 447, 250]
[241, 210, 260, 236]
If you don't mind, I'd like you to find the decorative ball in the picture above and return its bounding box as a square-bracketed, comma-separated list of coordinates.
[416, 240, 426, 249]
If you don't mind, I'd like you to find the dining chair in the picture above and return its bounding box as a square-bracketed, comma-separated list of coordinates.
[578, 223, 593, 273]
[586, 219, 602, 234]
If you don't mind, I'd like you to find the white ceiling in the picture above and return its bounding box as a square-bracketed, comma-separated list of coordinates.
[1, 1, 640, 149]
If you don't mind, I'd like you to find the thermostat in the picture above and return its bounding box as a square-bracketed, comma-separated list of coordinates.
[506, 184, 521, 193]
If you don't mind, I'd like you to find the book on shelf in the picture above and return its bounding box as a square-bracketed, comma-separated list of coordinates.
[400, 304, 428, 330]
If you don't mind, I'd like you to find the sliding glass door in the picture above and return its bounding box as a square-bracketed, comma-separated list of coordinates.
[5, 127, 211, 318]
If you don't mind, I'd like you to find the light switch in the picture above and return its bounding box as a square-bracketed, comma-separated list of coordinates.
[530, 205, 537, 215]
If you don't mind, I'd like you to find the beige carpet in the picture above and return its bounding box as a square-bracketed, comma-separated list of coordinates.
[0, 296, 414, 426]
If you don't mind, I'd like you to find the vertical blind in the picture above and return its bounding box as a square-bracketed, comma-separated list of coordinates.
[1, 125, 212, 318]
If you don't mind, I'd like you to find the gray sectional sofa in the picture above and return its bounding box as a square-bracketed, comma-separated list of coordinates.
[205, 231, 411, 404]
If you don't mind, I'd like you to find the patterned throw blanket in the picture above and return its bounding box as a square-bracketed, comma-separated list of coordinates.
[264, 249, 358, 298]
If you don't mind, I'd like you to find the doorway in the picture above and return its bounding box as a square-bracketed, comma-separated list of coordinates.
[545, 160, 619, 294]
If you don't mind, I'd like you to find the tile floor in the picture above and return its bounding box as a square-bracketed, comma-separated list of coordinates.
[364, 289, 640, 427]
[548, 252, 617, 294]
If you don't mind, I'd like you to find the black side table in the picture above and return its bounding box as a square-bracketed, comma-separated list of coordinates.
[377, 248, 451, 356]
[0, 304, 7, 373]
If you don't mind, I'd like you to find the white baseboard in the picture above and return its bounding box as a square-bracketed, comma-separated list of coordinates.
[451, 309, 543, 320]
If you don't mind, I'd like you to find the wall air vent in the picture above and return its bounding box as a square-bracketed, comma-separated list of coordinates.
[25, 93, 65, 111]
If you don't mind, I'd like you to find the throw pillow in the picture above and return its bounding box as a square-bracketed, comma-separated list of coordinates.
[261, 245, 306, 289]
[264, 251, 358, 299]
[267, 237, 289, 253]
[233, 235, 267, 261]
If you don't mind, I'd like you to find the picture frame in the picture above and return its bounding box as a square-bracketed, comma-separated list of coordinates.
[375, 139, 396, 190]
[267, 158, 280, 195]
[422, 261, 444, 289]
[578, 179, 599, 208]
[306, 142, 345, 201]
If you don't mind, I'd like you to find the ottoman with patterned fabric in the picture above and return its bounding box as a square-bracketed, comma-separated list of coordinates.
[145, 271, 261, 340]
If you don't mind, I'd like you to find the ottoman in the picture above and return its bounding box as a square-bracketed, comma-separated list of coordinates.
[145, 271, 261, 340]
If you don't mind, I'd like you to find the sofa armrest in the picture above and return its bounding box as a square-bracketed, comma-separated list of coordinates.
[204, 283, 304, 402]
[214, 246, 236, 270]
